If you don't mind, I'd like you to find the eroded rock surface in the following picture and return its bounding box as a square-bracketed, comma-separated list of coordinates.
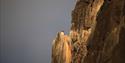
[52, 0, 125, 63]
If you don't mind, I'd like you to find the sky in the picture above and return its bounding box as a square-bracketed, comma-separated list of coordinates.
[0, 0, 75, 63]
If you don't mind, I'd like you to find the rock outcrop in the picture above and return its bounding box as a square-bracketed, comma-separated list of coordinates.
[52, 0, 125, 63]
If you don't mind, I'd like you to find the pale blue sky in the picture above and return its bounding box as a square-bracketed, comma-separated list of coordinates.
[0, 0, 75, 63]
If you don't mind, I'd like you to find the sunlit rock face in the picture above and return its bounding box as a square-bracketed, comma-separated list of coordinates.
[52, 0, 125, 63]
[52, 32, 72, 63]
[52, 29, 92, 63]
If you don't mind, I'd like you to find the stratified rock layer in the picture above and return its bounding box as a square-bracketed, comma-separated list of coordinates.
[52, 0, 125, 63]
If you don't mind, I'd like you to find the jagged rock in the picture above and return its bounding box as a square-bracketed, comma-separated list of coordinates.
[52, 32, 72, 63]
[52, 0, 125, 63]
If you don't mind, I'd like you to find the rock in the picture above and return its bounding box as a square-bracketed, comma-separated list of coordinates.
[52, 0, 125, 63]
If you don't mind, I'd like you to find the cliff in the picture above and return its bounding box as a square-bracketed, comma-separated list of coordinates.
[52, 0, 125, 63]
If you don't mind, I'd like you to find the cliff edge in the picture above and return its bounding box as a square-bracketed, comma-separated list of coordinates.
[52, 0, 125, 63]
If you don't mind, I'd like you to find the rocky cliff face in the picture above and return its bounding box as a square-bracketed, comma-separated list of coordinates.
[52, 0, 125, 63]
